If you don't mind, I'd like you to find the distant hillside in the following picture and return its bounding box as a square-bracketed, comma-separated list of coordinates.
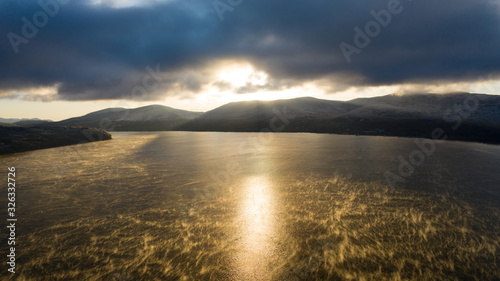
[14, 120, 52, 126]
[0, 125, 112, 155]
[179, 93, 500, 144]
[0, 117, 52, 124]
[179, 97, 358, 132]
[348, 92, 500, 122]
[0, 122, 18, 127]
[57, 105, 203, 131]
[52, 93, 500, 144]
[197, 97, 356, 120]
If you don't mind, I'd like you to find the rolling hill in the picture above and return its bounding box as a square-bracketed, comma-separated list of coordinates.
[38, 92, 500, 144]
[57, 104, 203, 131]
[0, 117, 52, 125]
[178, 93, 500, 143]
[0, 125, 112, 155]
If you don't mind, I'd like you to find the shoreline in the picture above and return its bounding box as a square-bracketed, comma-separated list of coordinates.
[0, 125, 112, 155]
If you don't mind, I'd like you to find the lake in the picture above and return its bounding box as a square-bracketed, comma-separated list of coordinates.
[1, 132, 499, 280]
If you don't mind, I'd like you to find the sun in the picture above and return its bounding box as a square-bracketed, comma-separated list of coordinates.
[215, 62, 268, 88]
[88, 0, 171, 8]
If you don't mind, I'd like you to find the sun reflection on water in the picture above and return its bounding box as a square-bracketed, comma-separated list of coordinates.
[233, 176, 277, 280]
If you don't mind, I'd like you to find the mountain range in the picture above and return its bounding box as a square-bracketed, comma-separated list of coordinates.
[0, 117, 52, 126]
[57, 105, 202, 131]
[177, 93, 500, 143]
[4, 92, 500, 144]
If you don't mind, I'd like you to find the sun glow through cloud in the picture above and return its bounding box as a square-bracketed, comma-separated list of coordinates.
[1, 0, 500, 121]
[88, 0, 172, 8]
[215, 62, 269, 88]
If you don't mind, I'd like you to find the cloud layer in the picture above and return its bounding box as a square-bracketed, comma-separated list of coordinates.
[1, 0, 500, 100]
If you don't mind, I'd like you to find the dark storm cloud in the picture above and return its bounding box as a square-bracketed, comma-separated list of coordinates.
[0, 0, 499, 100]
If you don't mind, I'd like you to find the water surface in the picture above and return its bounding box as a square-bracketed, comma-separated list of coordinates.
[1, 132, 499, 280]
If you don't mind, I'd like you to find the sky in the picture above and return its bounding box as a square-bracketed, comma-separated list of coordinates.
[1, 0, 500, 121]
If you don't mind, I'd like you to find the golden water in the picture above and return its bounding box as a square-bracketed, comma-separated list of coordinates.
[1, 132, 499, 280]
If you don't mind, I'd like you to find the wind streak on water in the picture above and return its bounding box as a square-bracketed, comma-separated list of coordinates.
[0, 132, 499, 280]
